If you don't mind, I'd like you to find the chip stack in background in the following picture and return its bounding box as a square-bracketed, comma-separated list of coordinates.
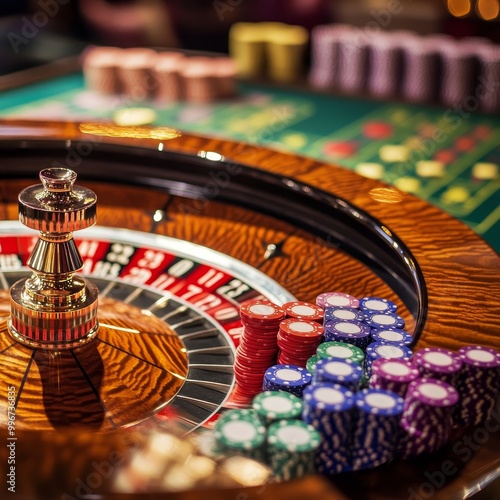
[262, 364, 312, 397]
[82, 46, 124, 95]
[277, 319, 324, 367]
[476, 43, 500, 112]
[252, 391, 303, 426]
[412, 347, 463, 386]
[398, 378, 459, 458]
[452, 345, 500, 427]
[369, 358, 420, 398]
[302, 383, 355, 474]
[313, 358, 363, 392]
[154, 52, 186, 103]
[229, 22, 308, 83]
[233, 300, 285, 400]
[267, 419, 321, 481]
[117, 48, 158, 101]
[213, 409, 267, 462]
[309, 24, 349, 88]
[350, 388, 404, 470]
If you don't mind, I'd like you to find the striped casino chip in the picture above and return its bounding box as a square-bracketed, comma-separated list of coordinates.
[370, 327, 412, 346]
[369, 357, 420, 397]
[453, 345, 500, 427]
[263, 364, 312, 398]
[365, 312, 405, 330]
[277, 319, 324, 367]
[336, 28, 369, 93]
[351, 388, 404, 470]
[476, 44, 500, 113]
[359, 296, 398, 315]
[302, 383, 355, 474]
[180, 57, 218, 104]
[313, 358, 363, 392]
[283, 301, 324, 322]
[324, 306, 364, 324]
[252, 391, 303, 425]
[324, 319, 371, 349]
[267, 419, 320, 481]
[317, 341, 365, 365]
[316, 292, 359, 310]
[117, 48, 158, 101]
[412, 347, 462, 385]
[214, 409, 266, 462]
[365, 342, 412, 379]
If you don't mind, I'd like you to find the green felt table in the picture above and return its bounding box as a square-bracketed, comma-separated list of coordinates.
[0, 72, 498, 252]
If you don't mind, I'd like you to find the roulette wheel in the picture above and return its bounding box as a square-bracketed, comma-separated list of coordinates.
[0, 118, 498, 499]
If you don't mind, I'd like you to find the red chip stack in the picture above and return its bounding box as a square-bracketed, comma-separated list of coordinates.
[233, 300, 285, 399]
[283, 301, 324, 323]
[277, 319, 324, 367]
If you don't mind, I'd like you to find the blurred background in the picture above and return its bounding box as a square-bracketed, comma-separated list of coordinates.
[0, 0, 499, 76]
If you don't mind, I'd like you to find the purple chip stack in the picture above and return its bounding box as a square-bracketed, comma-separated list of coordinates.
[369, 357, 420, 398]
[400, 36, 439, 103]
[412, 347, 463, 386]
[453, 345, 500, 427]
[438, 41, 476, 108]
[476, 45, 500, 113]
[336, 28, 368, 93]
[398, 377, 459, 458]
[366, 32, 402, 98]
[309, 24, 349, 89]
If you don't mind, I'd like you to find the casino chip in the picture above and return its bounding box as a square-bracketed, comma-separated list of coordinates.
[233, 300, 285, 400]
[283, 301, 324, 322]
[313, 358, 363, 392]
[302, 383, 355, 474]
[324, 306, 364, 324]
[263, 364, 312, 398]
[412, 347, 462, 385]
[316, 292, 359, 309]
[365, 342, 412, 379]
[252, 391, 303, 425]
[370, 327, 413, 346]
[277, 319, 324, 367]
[453, 345, 500, 427]
[365, 312, 405, 330]
[359, 297, 397, 315]
[306, 355, 320, 374]
[324, 319, 371, 349]
[399, 378, 459, 458]
[351, 388, 404, 470]
[316, 341, 365, 366]
[369, 357, 420, 397]
[213, 409, 266, 461]
[267, 419, 320, 481]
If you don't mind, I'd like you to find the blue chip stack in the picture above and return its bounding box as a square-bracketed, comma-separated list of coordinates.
[453, 345, 500, 427]
[263, 364, 312, 398]
[302, 383, 355, 474]
[324, 306, 365, 324]
[398, 377, 459, 458]
[365, 341, 412, 379]
[324, 319, 371, 350]
[359, 296, 398, 316]
[365, 312, 405, 330]
[313, 358, 363, 392]
[370, 327, 413, 346]
[351, 388, 404, 470]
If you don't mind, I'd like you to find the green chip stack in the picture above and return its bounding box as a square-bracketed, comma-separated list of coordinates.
[252, 391, 303, 425]
[316, 341, 365, 365]
[267, 419, 321, 481]
[306, 354, 320, 374]
[214, 409, 266, 461]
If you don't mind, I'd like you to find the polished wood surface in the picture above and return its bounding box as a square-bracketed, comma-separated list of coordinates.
[0, 119, 499, 499]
